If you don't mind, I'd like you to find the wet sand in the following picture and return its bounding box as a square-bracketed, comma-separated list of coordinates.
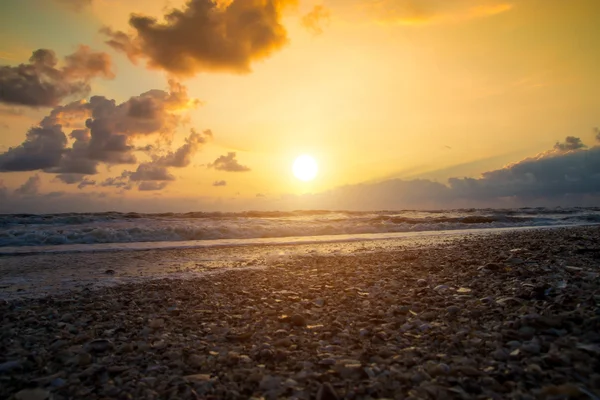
[1, 226, 600, 399]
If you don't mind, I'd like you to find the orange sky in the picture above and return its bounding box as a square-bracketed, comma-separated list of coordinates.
[0, 0, 599, 212]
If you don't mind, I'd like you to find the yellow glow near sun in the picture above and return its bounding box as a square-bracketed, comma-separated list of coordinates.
[292, 155, 319, 181]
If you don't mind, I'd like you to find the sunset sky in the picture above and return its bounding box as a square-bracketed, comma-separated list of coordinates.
[1, 0, 599, 212]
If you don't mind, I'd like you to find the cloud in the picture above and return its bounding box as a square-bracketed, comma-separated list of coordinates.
[122, 129, 212, 190]
[100, 171, 132, 190]
[0, 46, 114, 107]
[278, 136, 600, 210]
[54, 173, 96, 189]
[0, 81, 199, 176]
[0, 112, 67, 172]
[208, 152, 251, 172]
[129, 163, 176, 182]
[595, 128, 600, 143]
[302, 5, 330, 35]
[3, 136, 600, 213]
[554, 136, 586, 152]
[77, 177, 96, 189]
[15, 175, 41, 196]
[152, 129, 212, 168]
[102, 0, 295, 76]
[55, 173, 86, 184]
[213, 180, 227, 187]
[139, 181, 169, 191]
[363, 0, 513, 26]
[447, 137, 600, 201]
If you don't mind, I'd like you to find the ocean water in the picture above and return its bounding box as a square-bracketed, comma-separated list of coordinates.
[0, 207, 599, 255]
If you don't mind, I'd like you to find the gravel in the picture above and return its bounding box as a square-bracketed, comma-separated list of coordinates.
[1, 226, 600, 399]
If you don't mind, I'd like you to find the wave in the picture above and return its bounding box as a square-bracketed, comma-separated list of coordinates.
[1, 207, 599, 247]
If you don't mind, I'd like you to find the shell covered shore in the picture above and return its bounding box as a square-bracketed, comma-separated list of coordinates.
[2, 226, 600, 400]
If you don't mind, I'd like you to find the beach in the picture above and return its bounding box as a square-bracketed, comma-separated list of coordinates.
[1, 225, 600, 399]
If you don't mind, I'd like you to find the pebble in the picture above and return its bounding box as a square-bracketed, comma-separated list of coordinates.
[149, 318, 165, 329]
[86, 339, 112, 353]
[77, 352, 92, 366]
[492, 348, 509, 361]
[14, 389, 51, 400]
[184, 374, 212, 382]
[259, 375, 282, 391]
[317, 382, 339, 400]
[51, 377, 67, 388]
[290, 314, 306, 327]
[522, 341, 541, 354]
[0, 360, 21, 373]
[60, 313, 74, 322]
[447, 305, 460, 314]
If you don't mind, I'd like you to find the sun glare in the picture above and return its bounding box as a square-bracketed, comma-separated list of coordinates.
[292, 154, 318, 181]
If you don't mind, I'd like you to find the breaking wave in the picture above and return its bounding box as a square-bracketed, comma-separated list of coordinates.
[0, 207, 598, 248]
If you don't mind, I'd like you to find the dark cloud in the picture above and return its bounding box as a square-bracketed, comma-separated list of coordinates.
[208, 152, 251, 172]
[55, 173, 86, 184]
[448, 139, 600, 201]
[15, 175, 41, 196]
[54, 173, 95, 189]
[595, 127, 600, 143]
[0, 109, 68, 172]
[213, 180, 227, 187]
[0, 46, 114, 107]
[102, 0, 294, 75]
[301, 5, 330, 35]
[554, 136, 586, 152]
[0, 81, 198, 175]
[139, 181, 168, 191]
[122, 129, 212, 190]
[129, 163, 175, 182]
[100, 171, 132, 190]
[153, 129, 212, 168]
[77, 177, 96, 189]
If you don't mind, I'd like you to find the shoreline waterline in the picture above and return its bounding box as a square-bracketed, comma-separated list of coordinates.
[1, 222, 597, 256]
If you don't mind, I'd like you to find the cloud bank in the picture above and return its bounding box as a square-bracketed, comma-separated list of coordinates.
[0, 46, 114, 107]
[3, 136, 600, 213]
[0, 80, 208, 191]
[0, 81, 198, 173]
[102, 0, 295, 76]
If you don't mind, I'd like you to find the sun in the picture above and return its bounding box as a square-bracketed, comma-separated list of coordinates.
[292, 154, 318, 181]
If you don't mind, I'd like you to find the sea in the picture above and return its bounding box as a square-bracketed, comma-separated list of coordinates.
[1, 206, 599, 254]
[1, 207, 599, 299]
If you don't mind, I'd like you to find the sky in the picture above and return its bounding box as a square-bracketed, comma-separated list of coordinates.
[0, 0, 599, 212]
